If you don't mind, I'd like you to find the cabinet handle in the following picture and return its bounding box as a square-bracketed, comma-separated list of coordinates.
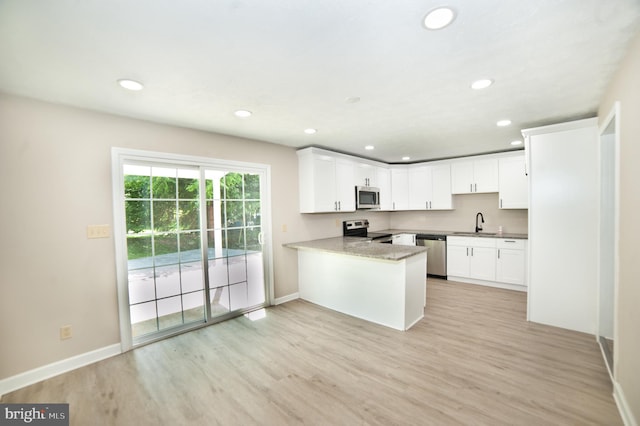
[334, 201, 338, 211]
[393, 202, 395, 210]
[426, 201, 428, 209]
[498, 249, 500, 259]
[429, 201, 432, 209]
[470, 183, 473, 192]
[466, 247, 469, 256]
[471, 247, 474, 256]
[338, 201, 341, 210]
[504, 240, 516, 243]
[500, 199, 503, 208]
[474, 183, 477, 192]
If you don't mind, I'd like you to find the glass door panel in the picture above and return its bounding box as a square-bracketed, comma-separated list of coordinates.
[124, 165, 205, 340]
[119, 157, 268, 347]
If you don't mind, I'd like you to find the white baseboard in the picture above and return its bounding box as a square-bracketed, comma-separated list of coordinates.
[274, 292, 299, 305]
[0, 343, 121, 398]
[447, 276, 527, 292]
[614, 380, 638, 426]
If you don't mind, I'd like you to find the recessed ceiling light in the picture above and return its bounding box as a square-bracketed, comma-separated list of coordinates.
[117, 79, 144, 91]
[365, 145, 375, 150]
[423, 7, 456, 30]
[346, 96, 361, 104]
[402, 156, 411, 161]
[510, 140, 523, 146]
[234, 110, 252, 118]
[497, 119, 512, 127]
[304, 128, 317, 134]
[471, 79, 493, 90]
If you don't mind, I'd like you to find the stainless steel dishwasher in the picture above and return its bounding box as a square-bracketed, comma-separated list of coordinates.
[416, 234, 447, 279]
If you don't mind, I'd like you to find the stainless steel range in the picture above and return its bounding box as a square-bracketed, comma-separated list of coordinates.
[342, 219, 392, 243]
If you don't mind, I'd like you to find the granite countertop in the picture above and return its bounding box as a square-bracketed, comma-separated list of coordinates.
[378, 229, 528, 239]
[284, 237, 427, 262]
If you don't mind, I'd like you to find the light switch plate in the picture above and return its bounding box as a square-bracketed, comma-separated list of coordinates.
[87, 224, 110, 239]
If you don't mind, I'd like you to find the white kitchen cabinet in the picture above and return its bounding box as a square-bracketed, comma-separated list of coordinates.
[376, 167, 392, 210]
[447, 236, 496, 282]
[297, 148, 356, 213]
[495, 239, 526, 286]
[498, 154, 528, 209]
[390, 167, 409, 210]
[408, 164, 452, 210]
[355, 162, 378, 187]
[451, 158, 499, 194]
[392, 233, 416, 246]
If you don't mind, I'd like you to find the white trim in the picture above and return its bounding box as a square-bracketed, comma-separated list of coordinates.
[274, 292, 299, 305]
[614, 380, 638, 426]
[0, 344, 121, 398]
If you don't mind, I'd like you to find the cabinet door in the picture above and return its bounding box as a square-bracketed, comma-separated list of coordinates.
[429, 164, 452, 209]
[474, 158, 499, 193]
[496, 248, 525, 285]
[499, 155, 528, 209]
[356, 163, 377, 187]
[376, 167, 392, 210]
[469, 246, 496, 281]
[447, 244, 470, 277]
[451, 161, 474, 194]
[391, 168, 409, 210]
[335, 158, 355, 211]
[312, 155, 338, 212]
[408, 166, 430, 210]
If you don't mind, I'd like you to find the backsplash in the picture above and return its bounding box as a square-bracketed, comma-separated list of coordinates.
[388, 193, 528, 234]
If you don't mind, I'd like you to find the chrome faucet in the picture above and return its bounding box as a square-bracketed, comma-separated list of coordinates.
[475, 212, 485, 233]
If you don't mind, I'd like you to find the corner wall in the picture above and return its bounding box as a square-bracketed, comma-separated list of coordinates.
[598, 30, 640, 423]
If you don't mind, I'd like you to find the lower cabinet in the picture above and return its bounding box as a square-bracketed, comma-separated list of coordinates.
[447, 236, 527, 291]
[495, 239, 526, 285]
[447, 237, 496, 281]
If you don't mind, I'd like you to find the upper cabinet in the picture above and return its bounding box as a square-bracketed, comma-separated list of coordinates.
[297, 147, 524, 213]
[451, 158, 499, 194]
[498, 154, 528, 209]
[355, 162, 377, 187]
[376, 167, 393, 211]
[297, 148, 356, 213]
[408, 164, 452, 210]
[390, 166, 410, 211]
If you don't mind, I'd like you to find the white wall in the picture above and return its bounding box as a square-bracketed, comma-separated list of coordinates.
[598, 29, 640, 424]
[0, 92, 389, 380]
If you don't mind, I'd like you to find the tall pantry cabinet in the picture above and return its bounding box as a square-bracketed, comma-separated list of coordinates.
[523, 118, 598, 334]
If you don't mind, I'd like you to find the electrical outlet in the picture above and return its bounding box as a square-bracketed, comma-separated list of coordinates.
[60, 325, 73, 340]
[282, 224, 287, 232]
[87, 224, 110, 239]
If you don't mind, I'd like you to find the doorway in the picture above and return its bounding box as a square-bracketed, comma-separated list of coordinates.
[112, 149, 272, 350]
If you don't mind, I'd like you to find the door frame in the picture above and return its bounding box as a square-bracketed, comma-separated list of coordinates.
[597, 102, 620, 380]
[111, 147, 274, 352]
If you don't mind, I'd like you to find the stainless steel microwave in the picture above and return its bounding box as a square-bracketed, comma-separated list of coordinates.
[355, 186, 380, 209]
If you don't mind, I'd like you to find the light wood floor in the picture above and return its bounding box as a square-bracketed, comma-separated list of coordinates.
[2, 279, 620, 425]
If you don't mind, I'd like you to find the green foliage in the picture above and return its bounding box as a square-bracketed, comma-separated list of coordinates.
[124, 170, 261, 259]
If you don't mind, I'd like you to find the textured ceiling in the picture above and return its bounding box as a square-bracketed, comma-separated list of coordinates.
[1, 0, 639, 163]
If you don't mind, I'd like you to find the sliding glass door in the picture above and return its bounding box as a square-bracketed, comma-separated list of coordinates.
[113, 150, 271, 348]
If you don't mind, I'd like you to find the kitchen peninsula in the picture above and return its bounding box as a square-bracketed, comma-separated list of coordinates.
[285, 237, 427, 331]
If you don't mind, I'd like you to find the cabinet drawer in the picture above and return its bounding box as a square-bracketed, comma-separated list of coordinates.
[497, 239, 526, 250]
[447, 236, 496, 248]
